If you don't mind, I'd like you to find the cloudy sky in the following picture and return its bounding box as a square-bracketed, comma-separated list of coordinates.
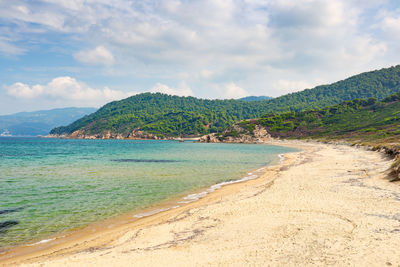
[0, 0, 400, 114]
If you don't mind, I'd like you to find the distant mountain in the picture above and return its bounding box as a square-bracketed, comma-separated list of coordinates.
[50, 65, 400, 138]
[239, 96, 272, 101]
[0, 107, 97, 136]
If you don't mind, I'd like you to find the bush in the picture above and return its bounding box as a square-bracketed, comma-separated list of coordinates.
[224, 130, 239, 137]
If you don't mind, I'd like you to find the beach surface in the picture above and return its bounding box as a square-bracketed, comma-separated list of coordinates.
[2, 141, 400, 266]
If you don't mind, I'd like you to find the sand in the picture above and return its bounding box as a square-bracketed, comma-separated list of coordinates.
[2, 141, 400, 266]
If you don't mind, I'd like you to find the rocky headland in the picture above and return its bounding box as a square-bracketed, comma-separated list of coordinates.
[198, 120, 272, 143]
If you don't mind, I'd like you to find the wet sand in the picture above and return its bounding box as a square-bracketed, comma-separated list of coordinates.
[2, 141, 400, 266]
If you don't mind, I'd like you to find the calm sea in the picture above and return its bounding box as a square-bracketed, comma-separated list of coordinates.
[0, 137, 296, 249]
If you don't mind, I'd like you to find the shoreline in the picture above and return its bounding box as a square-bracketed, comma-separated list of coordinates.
[3, 140, 400, 266]
[0, 141, 302, 266]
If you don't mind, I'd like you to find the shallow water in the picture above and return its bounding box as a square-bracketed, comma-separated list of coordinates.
[0, 137, 296, 248]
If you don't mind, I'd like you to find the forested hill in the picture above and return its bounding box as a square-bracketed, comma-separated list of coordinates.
[212, 90, 400, 143]
[50, 65, 400, 138]
[50, 94, 269, 137]
[264, 65, 400, 112]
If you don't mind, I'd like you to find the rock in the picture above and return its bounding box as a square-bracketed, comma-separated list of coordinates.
[199, 122, 272, 143]
[198, 133, 221, 143]
[48, 128, 167, 140]
[127, 129, 160, 140]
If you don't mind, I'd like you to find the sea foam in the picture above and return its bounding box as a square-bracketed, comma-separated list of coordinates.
[132, 162, 281, 219]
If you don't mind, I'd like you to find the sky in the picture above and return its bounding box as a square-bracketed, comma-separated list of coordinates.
[1, 0, 400, 115]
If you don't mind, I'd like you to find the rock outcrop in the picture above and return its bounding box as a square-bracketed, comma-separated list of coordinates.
[127, 129, 162, 140]
[48, 128, 166, 140]
[199, 122, 272, 143]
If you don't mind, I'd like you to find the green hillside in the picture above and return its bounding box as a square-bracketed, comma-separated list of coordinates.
[217, 91, 400, 178]
[51, 65, 400, 138]
[223, 91, 400, 143]
[265, 65, 400, 113]
[50, 93, 268, 137]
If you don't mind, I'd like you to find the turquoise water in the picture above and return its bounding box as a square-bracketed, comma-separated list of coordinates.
[0, 137, 296, 249]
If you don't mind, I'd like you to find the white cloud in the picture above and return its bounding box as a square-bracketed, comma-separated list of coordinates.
[267, 0, 351, 29]
[0, 4, 66, 31]
[0, 38, 25, 56]
[6, 82, 43, 98]
[381, 13, 400, 36]
[0, 0, 400, 104]
[74, 46, 115, 66]
[271, 79, 325, 96]
[217, 83, 249, 99]
[151, 82, 193, 97]
[42, 0, 85, 11]
[5, 76, 136, 106]
[200, 69, 214, 79]
[273, 79, 312, 92]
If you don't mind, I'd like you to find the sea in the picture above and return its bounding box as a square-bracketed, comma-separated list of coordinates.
[0, 137, 296, 250]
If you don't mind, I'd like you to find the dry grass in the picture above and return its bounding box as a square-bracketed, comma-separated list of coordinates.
[367, 143, 400, 180]
[391, 155, 400, 180]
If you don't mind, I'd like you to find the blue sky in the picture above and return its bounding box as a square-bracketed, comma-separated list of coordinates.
[1, 0, 400, 114]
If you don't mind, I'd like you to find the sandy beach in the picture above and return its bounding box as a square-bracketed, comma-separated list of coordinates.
[2, 141, 400, 266]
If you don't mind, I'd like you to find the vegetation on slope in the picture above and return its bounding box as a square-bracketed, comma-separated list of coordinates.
[256, 91, 400, 142]
[264, 65, 400, 113]
[50, 93, 268, 137]
[220, 91, 400, 178]
[51, 65, 400, 138]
